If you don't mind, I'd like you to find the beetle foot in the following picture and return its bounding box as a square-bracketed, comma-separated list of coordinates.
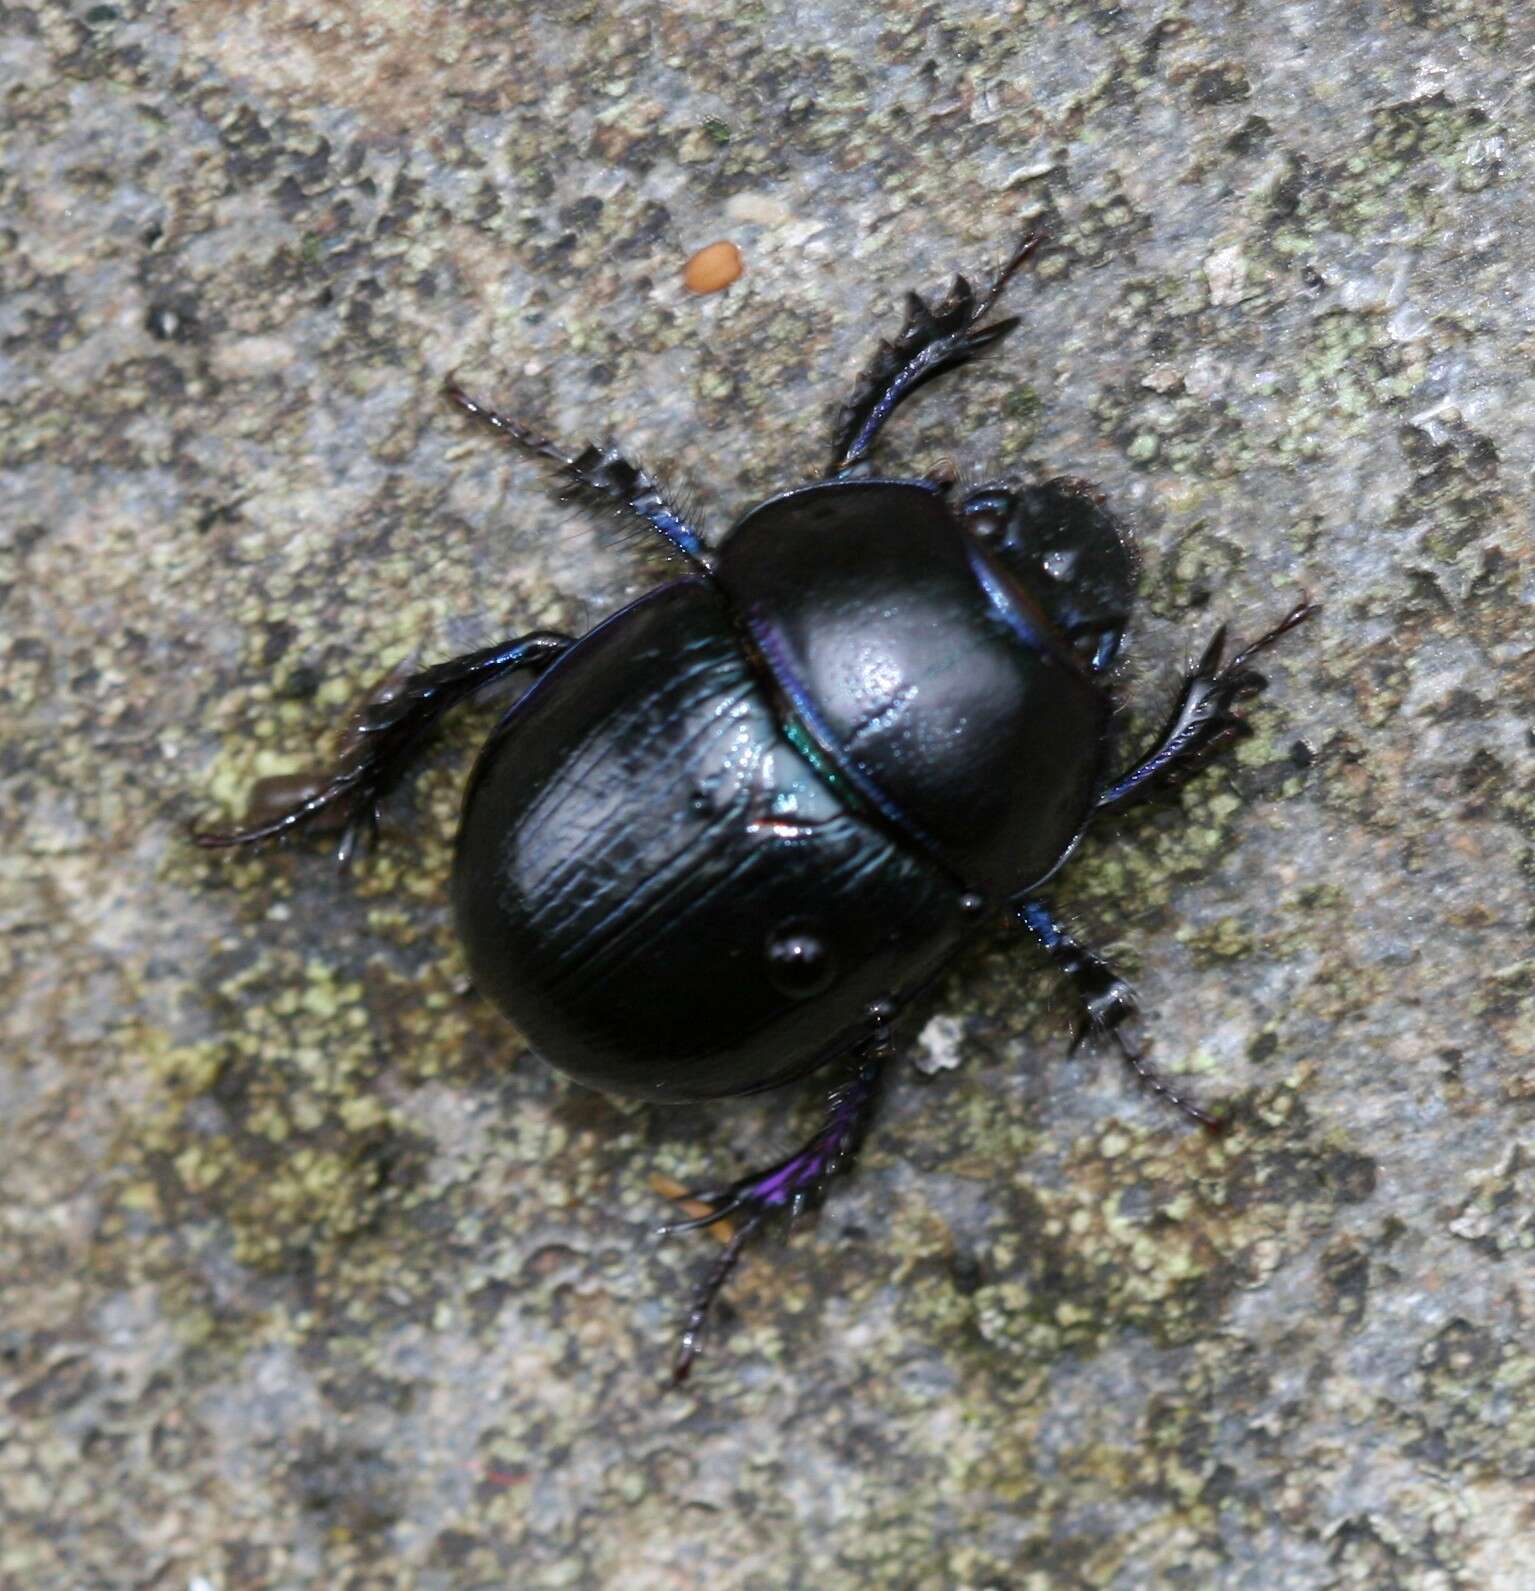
[445, 379, 715, 573]
[831, 232, 1042, 473]
[193, 632, 572, 866]
[657, 1056, 886, 1383]
[192, 654, 422, 863]
[1072, 998, 1222, 1133]
[193, 760, 389, 866]
[1095, 598, 1316, 812]
[1014, 899, 1220, 1129]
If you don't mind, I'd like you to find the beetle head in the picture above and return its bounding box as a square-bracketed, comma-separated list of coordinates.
[960, 480, 1134, 673]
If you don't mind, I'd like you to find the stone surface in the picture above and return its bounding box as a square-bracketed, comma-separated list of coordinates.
[3, 2, 1532, 1586]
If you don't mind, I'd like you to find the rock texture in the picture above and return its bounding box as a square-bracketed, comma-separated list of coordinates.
[3, 1, 1531, 1586]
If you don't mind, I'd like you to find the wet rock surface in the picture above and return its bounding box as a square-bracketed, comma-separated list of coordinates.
[3, 2, 1531, 1585]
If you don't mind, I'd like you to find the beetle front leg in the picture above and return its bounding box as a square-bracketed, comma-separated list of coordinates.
[1013, 898, 1220, 1129]
[830, 232, 1041, 475]
[658, 1036, 889, 1384]
[1094, 599, 1316, 815]
[194, 630, 572, 863]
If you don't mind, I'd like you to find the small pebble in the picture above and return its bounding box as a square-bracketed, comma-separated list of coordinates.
[683, 240, 743, 294]
[725, 191, 791, 226]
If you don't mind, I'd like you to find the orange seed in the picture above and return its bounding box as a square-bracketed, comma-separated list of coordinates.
[683, 239, 743, 295]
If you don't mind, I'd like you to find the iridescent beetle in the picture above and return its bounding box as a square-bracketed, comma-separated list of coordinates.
[198, 235, 1311, 1379]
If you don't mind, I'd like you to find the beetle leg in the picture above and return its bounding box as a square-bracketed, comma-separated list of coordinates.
[1012, 899, 1221, 1129]
[193, 631, 573, 864]
[830, 232, 1042, 476]
[444, 380, 716, 574]
[1094, 599, 1317, 814]
[657, 1044, 888, 1384]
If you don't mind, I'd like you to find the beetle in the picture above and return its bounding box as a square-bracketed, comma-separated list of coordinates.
[197, 234, 1312, 1380]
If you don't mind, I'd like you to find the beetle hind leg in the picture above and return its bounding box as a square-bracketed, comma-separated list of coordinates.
[658, 1044, 888, 1383]
[1013, 899, 1221, 1129]
[193, 630, 572, 864]
[830, 231, 1042, 476]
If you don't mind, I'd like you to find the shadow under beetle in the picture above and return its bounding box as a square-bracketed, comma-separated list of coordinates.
[197, 234, 1313, 1381]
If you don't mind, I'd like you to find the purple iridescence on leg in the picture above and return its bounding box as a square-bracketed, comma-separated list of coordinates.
[665, 1055, 887, 1382]
[743, 1065, 881, 1208]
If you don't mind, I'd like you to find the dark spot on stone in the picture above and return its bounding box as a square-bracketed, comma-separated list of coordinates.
[521, 1244, 580, 1281]
[1327, 1516, 1402, 1575]
[1267, 154, 1310, 219]
[279, 664, 322, 701]
[1201, 1462, 1239, 1505]
[1431, 691, 1495, 725]
[195, 502, 241, 536]
[262, 621, 298, 666]
[1457, 747, 1503, 815]
[467, 1279, 515, 1331]
[1325, 1150, 1378, 1204]
[1248, 1030, 1279, 1063]
[1397, 567, 1453, 617]
[1190, 63, 1251, 106]
[219, 104, 277, 184]
[620, 200, 672, 254]
[558, 195, 604, 230]
[80, 1425, 125, 1462]
[949, 1251, 984, 1295]
[345, 275, 384, 334]
[429, 1529, 490, 1571]
[144, 298, 200, 342]
[354, 1128, 418, 1199]
[273, 174, 307, 218]
[7, 1355, 97, 1418]
[322, 1369, 414, 1415]
[1319, 1240, 1370, 1329]
[288, 1434, 403, 1539]
[1419, 1316, 1496, 1379]
[1226, 115, 1271, 155]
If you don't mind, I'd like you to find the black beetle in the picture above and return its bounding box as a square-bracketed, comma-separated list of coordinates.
[197, 234, 1312, 1379]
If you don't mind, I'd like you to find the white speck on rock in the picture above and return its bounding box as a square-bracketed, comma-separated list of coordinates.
[1338, 274, 1391, 313]
[914, 1013, 966, 1075]
[1204, 244, 1246, 306]
[210, 335, 296, 379]
[1389, 299, 1432, 341]
[725, 191, 793, 226]
[1141, 363, 1184, 393]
